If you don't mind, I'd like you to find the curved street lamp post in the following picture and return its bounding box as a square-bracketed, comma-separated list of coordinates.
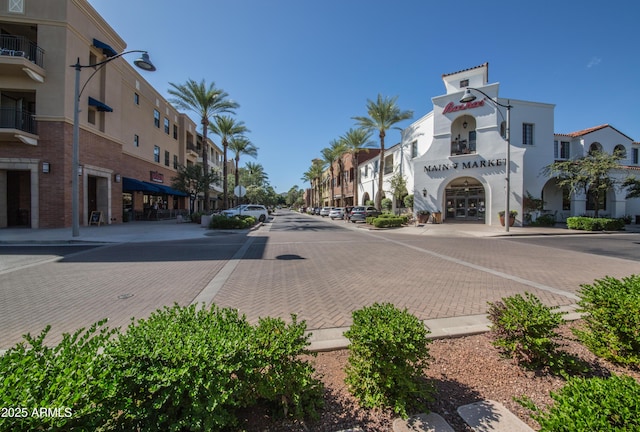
[460, 87, 512, 232]
[71, 50, 155, 236]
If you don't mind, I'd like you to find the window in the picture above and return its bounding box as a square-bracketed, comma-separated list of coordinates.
[614, 145, 626, 158]
[134, 93, 139, 105]
[364, 165, 369, 178]
[374, 160, 379, 173]
[588, 142, 602, 155]
[173, 155, 178, 169]
[460, 79, 469, 88]
[555, 141, 570, 159]
[562, 188, 571, 211]
[153, 109, 160, 128]
[87, 108, 96, 125]
[349, 167, 354, 182]
[384, 154, 393, 175]
[153, 145, 160, 163]
[173, 125, 178, 139]
[164, 150, 170, 166]
[411, 141, 418, 158]
[633, 148, 639, 165]
[522, 123, 534, 145]
[500, 121, 507, 139]
[468, 131, 477, 153]
[134, 134, 139, 147]
[164, 118, 170, 134]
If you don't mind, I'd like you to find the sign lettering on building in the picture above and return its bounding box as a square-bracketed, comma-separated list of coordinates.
[442, 99, 485, 114]
[424, 158, 506, 172]
[150, 171, 164, 183]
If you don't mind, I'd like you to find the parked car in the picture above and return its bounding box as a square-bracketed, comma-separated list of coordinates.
[222, 204, 268, 222]
[329, 207, 345, 219]
[319, 206, 334, 217]
[349, 206, 381, 223]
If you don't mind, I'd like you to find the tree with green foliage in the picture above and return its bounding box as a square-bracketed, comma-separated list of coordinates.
[353, 94, 413, 209]
[320, 141, 346, 207]
[542, 149, 631, 217]
[172, 164, 220, 214]
[209, 115, 250, 209]
[301, 160, 325, 208]
[389, 172, 408, 214]
[168, 79, 238, 211]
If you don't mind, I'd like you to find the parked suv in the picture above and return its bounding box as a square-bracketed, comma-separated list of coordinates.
[222, 204, 268, 222]
[349, 206, 381, 223]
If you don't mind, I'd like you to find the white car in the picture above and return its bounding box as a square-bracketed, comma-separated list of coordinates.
[319, 206, 334, 217]
[329, 207, 345, 219]
[222, 204, 268, 222]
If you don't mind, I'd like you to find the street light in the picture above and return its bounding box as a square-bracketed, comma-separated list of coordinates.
[460, 87, 512, 232]
[71, 50, 155, 237]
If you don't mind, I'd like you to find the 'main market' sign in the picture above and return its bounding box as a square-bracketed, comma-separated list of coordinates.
[424, 158, 506, 172]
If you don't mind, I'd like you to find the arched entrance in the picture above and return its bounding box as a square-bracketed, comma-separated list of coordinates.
[444, 177, 485, 222]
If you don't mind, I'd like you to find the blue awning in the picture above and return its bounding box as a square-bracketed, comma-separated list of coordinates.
[92, 38, 118, 57]
[143, 181, 188, 197]
[88, 96, 113, 112]
[122, 177, 161, 193]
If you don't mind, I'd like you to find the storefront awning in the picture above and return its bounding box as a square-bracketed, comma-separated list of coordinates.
[122, 177, 161, 193]
[92, 38, 118, 57]
[143, 181, 188, 197]
[88, 96, 113, 112]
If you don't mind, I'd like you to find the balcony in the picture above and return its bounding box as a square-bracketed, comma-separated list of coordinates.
[0, 108, 38, 145]
[186, 142, 200, 158]
[0, 35, 46, 83]
[451, 139, 476, 156]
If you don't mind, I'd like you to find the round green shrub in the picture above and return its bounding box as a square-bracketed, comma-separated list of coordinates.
[101, 304, 255, 431]
[344, 303, 433, 418]
[534, 375, 640, 431]
[0, 320, 117, 432]
[487, 292, 564, 368]
[574, 275, 640, 367]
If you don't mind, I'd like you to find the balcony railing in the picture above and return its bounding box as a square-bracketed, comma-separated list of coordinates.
[0, 35, 45, 68]
[0, 108, 37, 134]
[451, 139, 476, 156]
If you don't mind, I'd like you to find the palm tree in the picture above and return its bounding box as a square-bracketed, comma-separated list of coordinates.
[301, 160, 325, 208]
[168, 79, 238, 211]
[209, 115, 250, 209]
[320, 140, 345, 206]
[229, 136, 258, 205]
[244, 161, 268, 187]
[340, 128, 374, 206]
[353, 94, 413, 209]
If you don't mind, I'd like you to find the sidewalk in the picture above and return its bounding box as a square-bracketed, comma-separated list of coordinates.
[2, 215, 638, 244]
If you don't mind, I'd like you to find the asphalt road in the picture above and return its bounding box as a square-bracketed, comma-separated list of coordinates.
[1, 211, 638, 350]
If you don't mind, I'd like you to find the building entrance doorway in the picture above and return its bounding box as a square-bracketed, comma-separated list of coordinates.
[445, 178, 485, 222]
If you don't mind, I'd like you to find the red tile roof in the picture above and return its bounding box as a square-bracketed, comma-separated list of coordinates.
[559, 124, 635, 142]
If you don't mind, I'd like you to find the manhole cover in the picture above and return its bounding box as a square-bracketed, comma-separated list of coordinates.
[117, 293, 134, 299]
[276, 254, 305, 260]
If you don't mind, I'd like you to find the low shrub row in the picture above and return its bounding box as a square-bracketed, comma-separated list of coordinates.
[366, 213, 408, 227]
[0, 304, 322, 432]
[209, 214, 256, 229]
[566, 216, 625, 231]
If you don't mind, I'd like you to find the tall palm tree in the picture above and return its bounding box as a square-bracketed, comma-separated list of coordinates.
[209, 115, 250, 209]
[301, 160, 325, 208]
[229, 136, 258, 205]
[244, 161, 268, 187]
[353, 94, 413, 209]
[168, 79, 238, 211]
[340, 128, 374, 206]
[321, 140, 346, 207]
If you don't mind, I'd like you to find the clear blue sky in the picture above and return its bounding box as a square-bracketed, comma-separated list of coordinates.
[88, 0, 640, 193]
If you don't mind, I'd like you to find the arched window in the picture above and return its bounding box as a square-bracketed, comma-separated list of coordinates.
[588, 142, 603, 155]
[614, 144, 626, 158]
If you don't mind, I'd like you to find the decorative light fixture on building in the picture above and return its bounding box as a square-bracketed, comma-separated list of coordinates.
[422, 188, 427, 197]
[42, 162, 50, 173]
[460, 88, 512, 232]
[71, 50, 155, 237]
[114, 173, 121, 183]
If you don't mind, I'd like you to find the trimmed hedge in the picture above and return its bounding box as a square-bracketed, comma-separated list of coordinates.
[209, 214, 256, 229]
[366, 213, 408, 227]
[566, 216, 625, 231]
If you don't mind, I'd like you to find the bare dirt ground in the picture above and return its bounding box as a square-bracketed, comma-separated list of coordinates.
[237, 320, 640, 431]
